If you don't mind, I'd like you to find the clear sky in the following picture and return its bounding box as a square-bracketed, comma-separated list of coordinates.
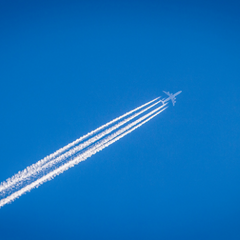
[0, 1, 240, 239]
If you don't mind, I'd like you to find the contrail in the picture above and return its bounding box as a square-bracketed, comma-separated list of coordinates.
[0, 99, 163, 194]
[0, 102, 166, 197]
[0, 105, 167, 208]
[0, 97, 160, 193]
[0, 97, 168, 208]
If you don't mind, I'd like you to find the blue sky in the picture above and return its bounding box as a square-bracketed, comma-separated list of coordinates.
[0, 1, 240, 239]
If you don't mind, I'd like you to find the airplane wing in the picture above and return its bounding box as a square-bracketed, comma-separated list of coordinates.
[163, 91, 171, 97]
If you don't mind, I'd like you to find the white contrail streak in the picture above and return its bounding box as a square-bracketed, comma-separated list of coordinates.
[0, 99, 163, 194]
[0, 97, 159, 192]
[1, 103, 166, 198]
[0, 105, 167, 208]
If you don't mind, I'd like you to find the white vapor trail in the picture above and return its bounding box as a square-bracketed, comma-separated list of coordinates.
[0, 97, 167, 208]
[0, 99, 162, 194]
[0, 97, 159, 193]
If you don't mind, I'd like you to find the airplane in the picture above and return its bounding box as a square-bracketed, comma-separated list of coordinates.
[162, 91, 182, 106]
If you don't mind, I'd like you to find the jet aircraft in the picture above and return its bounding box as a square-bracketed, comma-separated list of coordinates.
[162, 91, 182, 106]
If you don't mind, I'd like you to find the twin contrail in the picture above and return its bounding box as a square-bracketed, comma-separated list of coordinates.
[0, 95, 175, 208]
